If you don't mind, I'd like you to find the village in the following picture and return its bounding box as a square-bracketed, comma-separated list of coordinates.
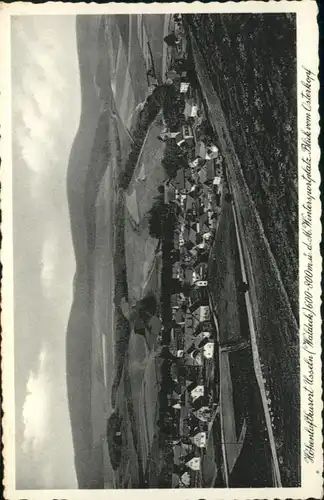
[135, 15, 234, 488]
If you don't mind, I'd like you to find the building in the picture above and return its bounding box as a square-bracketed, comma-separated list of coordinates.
[180, 82, 190, 93]
[189, 156, 205, 170]
[171, 168, 186, 190]
[182, 123, 194, 141]
[190, 305, 210, 322]
[187, 383, 204, 402]
[187, 347, 203, 366]
[198, 338, 215, 359]
[194, 280, 208, 288]
[183, 453, 201, 471]
[197, 214, 210, 235]
[171, 397, 185, 410]
[190, 431, 207, 448]
[194, 262, 208, 281]
[179, 471, 191, 487]
[206, 144, 219, 159]
[193, 405, 215, 422]
[194, 330, 212, 342]
[184, 194, 195, 213]
[164, 33, 180, 47]
[166, 69, 181, 82]
[174, 309, 186, 325]
[164, 181, 177, 205]
[184, 101, 198, 119]
[159, 128, 181, 141]
[196, 141, 219, 161]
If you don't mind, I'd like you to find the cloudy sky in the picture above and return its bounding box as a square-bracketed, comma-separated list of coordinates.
[11, 15, 81, 488]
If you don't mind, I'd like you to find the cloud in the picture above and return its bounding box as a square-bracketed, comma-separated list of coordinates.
[12, 19, 76, 183]
[22, 347, 51, 454]
[41, 233, 59, 297]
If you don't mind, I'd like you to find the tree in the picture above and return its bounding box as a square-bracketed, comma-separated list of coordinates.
[170, 279, 192, 296]
[148, 195, 168, 239]
[163, 33, 178, 47]
[162, 139, 188, 179]
[163, 86, 186, 131]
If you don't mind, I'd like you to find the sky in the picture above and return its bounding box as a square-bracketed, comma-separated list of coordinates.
[11, 15, 81, 488]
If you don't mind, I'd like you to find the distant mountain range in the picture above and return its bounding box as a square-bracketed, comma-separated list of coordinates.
[66, 15, 110, 488]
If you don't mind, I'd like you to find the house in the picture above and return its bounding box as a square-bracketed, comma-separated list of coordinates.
[188, 227, 197, 246]
[172, 261, 181, 279]
[180, 82, 190, 93]
[190, 431, 207, 448]
[198, 166, 208, 184]
[185, 179, 195, 193]
[172, 399, 184, 410]
[194, 262, 208, 282]
[198, 337, 215, 359]
[202, 232, 212, 242]
[187, 383, 204, 402]
[191, 305, 210, 322]
[196, 141, 219, 161]
[184, 194, 195, 212]
[171, 169, 186, 190]
[184, 268, 194, 284]
[164, 33, 180, 47]
[213, 176, 221, 187]
[183, 453, 201, 471]
[187, 347, 203, 366]
[164, 181, 177, 205]
[159, 129, 181, 141]
[179, 471, 191, 487]
[189, 156, 204, 170]
[184, 101, 198, 119]
[206, 144, 219, 159]
[205, 160, 216, 181]
[166, 69, 181, 82]
[176, 134, 186, 148]
[174, 309, 186, 325]
[173, 442, 192, 466]
[134, 317, 146, 336]
[193, 406, 212, 422]
[194, 330, 212, 342]
[181, 226, 189, 243]
[171, 293, 180, 308]
[198, 214, 210, 235]
[182, 123, 194, 140]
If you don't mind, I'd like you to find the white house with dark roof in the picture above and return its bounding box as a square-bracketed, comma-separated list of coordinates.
[158, 129, 181, 141]
[190, 431, 207, 448]
[184, 101, 198, 119]
[193, 403, 217, 423]
[196, 141, 219, 161]
[198, 337, 215, 359]
[179, 471, 191, 487]
[183, 453, 201, 471]
[187, 347, 203, 366]
[191, 305, 210, 323]
[194, 330, 212, 342]
[187, 383, 204, 402]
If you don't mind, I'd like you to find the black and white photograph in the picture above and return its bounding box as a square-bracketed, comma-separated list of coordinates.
[1, 2, 321, 499]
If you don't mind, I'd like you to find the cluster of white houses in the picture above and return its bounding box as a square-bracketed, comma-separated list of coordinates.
[158, 113, 224, 486]
[158, 18, 224, 487]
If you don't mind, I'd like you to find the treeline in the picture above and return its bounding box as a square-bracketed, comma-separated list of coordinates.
[119, 86, 166, 190]
[163, 84, 186, 131]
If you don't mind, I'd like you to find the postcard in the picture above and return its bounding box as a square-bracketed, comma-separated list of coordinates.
[1, 1, 322, 499]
